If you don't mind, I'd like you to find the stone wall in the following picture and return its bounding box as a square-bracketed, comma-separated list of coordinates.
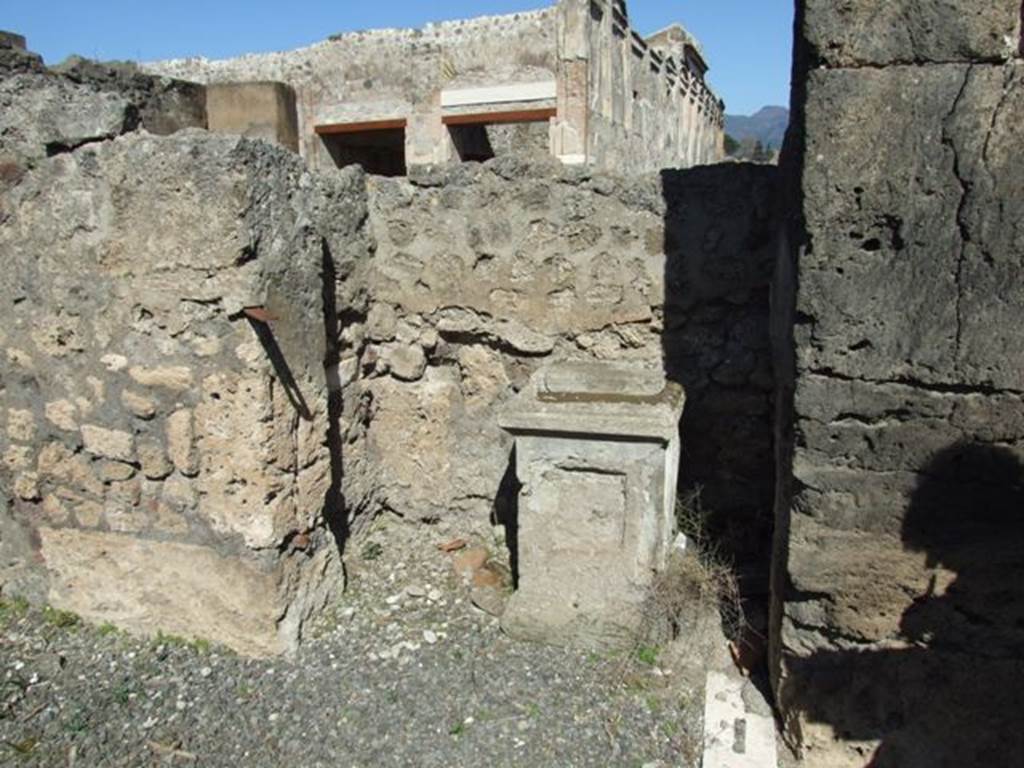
[0, 62, 203, 186]
[1, 43, 776, 656]
[51, 57, 206, 136]
[552, 0, 724, 171]
[145, 1, 724, 174]
[350, 159, 778, 566]
[205, 81, 298, 151]
[0, 70, 370, 656]
[1, 31, 44, 77]
[145, 9, 558, 168]
[771, 1, 1023, 764]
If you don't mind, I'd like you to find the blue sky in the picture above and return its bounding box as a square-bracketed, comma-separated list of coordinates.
[4, 1, 793, 115]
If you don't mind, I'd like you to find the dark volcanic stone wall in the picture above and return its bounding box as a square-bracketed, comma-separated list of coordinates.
[772, 1, 1023, 765]
[52, 56, 206, 136]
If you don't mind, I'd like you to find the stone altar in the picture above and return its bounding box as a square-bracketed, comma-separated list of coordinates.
[498, 362, 685, 648]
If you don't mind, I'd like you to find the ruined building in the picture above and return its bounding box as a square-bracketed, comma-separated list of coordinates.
[144, 0, 725, 173]
[0, 0, 1022, 765]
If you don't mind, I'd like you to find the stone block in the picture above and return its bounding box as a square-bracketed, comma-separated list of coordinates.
[128, 366, 193, 391]
[37, 443, 103, 496]
[206, 81, 299, 152]
[798, 62, 1024, 389]
[166, 409, 199, 476]
[98, 460, 136, 483]
[13, 472, 40, 501]
[365, 368, 463, 518]
[457, 345, 510, 410]
[6, 408, 35, 441]
[44, 399, 79, 432]
[383, 343, 427, 381]
[366, 302, 398, 341]
[803, 0, 1021, 67]
[121, 390, 157, 419]
[81, 425, 135, 463]
[498, 362, 685, 648]
[137, 438, 173, 480]
[2, 445, 32, 471]
[0, 74, 130, 166]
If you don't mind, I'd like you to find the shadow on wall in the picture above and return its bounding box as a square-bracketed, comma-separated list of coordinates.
[659, 164, 780, 579]
[790, 442, 1024, 767]
[320, 241, 351, 561]
[244, 240, 352, 562]
[492, 445, 521, 589]
[247, 318, 313, 421]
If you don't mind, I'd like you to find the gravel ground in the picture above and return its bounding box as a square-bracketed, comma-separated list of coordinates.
[0, 523, 712, 768]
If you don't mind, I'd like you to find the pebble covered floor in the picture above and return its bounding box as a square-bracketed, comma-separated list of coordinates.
[0, 527, 705, 768]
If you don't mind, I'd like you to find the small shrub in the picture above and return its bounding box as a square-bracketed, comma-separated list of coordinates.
[361, 541, 384, 561]
[635, 645, 660, 666]
[153, 631, 212, 654]
[668, 487, 745, 644]
[0, 596, 30, 624]
[113, 681, 134, 705]
[4, 736, 38, 756]
[42, 606, 81, 629]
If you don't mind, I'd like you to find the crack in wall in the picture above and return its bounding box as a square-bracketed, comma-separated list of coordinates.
[940, 65, 973, 378]
[822, 55, 1014, 71]
[805, 366, 1024, 397]
[981, 64, 1016, 171]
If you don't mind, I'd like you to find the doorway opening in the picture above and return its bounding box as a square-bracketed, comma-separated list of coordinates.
[444, 109, 555, 163]
[316, 120, 407, 176]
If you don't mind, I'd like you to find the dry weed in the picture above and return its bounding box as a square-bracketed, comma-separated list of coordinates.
[604, 488, 747, 765]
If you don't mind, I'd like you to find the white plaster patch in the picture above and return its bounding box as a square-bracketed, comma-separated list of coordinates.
[703, 671, 778, 768]
[441, 81, 556, 108]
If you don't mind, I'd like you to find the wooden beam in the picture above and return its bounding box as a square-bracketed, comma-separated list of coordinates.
[315, 119, 407, 135]
[442, 108, 557, 126]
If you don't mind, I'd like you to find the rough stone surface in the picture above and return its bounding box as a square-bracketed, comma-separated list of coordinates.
[0, 73, 132, 169]
[803, 0, 1022, 67]
[0, 130, 368, 655]
[356, 161, 779, 565]
[40, 528, 287, 656]
[0, 51, 206, 189]
[798, 63, 1024, 390]
[771, 2, 1024, 764]
[52, 56, 207, 135]
[0, 42, 779, 657]
[0, 35, 45, 78]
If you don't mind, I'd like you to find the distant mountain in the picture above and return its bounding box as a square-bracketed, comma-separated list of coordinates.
[725, 106, 789, 150]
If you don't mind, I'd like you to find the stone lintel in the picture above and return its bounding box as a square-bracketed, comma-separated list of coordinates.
[440, 81, 557, 108]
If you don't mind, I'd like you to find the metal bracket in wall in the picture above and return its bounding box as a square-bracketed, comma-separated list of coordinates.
[242, 306, 278, 324]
